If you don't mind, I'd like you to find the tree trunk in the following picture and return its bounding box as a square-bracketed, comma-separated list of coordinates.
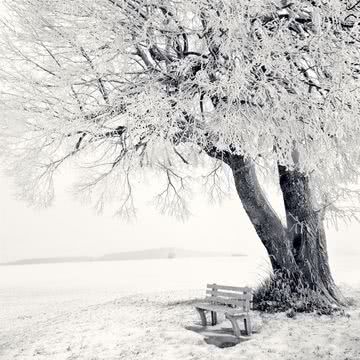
[228, 154, 344, 310]
[229, 155, 297, 272]
[278, 165, 345, 304]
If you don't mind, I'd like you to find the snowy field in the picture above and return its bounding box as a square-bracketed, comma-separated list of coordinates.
[0, 255, 359, 359]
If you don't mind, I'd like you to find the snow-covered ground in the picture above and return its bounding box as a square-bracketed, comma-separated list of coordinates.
[0, 256, 359, 359]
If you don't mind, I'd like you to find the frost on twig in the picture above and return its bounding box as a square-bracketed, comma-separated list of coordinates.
[152, 163, 192, 220]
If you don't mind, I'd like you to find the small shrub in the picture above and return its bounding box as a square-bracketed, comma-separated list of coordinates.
[253, 270, 341, 314]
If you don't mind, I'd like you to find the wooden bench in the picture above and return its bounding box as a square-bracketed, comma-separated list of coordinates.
[194, 284, 253, 337]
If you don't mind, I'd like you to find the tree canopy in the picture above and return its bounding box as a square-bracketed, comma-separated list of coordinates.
[1, 0, 360, 220]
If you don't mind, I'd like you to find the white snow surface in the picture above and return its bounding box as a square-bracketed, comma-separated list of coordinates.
[0, 256, 359, 359]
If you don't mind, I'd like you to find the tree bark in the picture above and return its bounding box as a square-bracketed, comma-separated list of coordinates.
[278, 165, 345, 304]
[228, 154, 344, 307]
[229, 155, 297, 272]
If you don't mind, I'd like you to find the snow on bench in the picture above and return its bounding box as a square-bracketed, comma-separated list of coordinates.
[194, 283, 253, 337]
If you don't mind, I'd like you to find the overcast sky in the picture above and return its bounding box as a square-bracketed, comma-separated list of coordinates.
[0, 172, 264, 263]
[1, 170, 359, 263]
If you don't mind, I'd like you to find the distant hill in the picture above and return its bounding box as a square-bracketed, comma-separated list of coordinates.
[1, 248, 246, 266]
[2, 256, 96, 266]
[100, 248, 231, 261]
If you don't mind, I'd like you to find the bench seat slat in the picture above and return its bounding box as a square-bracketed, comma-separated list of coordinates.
[205, 297, 247, 308]
[194, 303, 249, 315]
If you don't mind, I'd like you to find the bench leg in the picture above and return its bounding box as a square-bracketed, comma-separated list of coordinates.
[211, 311, 217, 325]
[244, 316, 252, 336]
[195, 308, 207, 326]
[225, 314, 241, 338]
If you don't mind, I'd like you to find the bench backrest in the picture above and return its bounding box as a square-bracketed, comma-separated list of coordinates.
[205, 283, 252, 312]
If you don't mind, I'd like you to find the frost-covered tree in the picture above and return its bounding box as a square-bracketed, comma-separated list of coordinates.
[1, 0, 360, 310]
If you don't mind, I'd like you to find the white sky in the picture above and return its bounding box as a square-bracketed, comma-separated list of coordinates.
[0, 170, 359, 263]
[0, 172, 264, 262]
